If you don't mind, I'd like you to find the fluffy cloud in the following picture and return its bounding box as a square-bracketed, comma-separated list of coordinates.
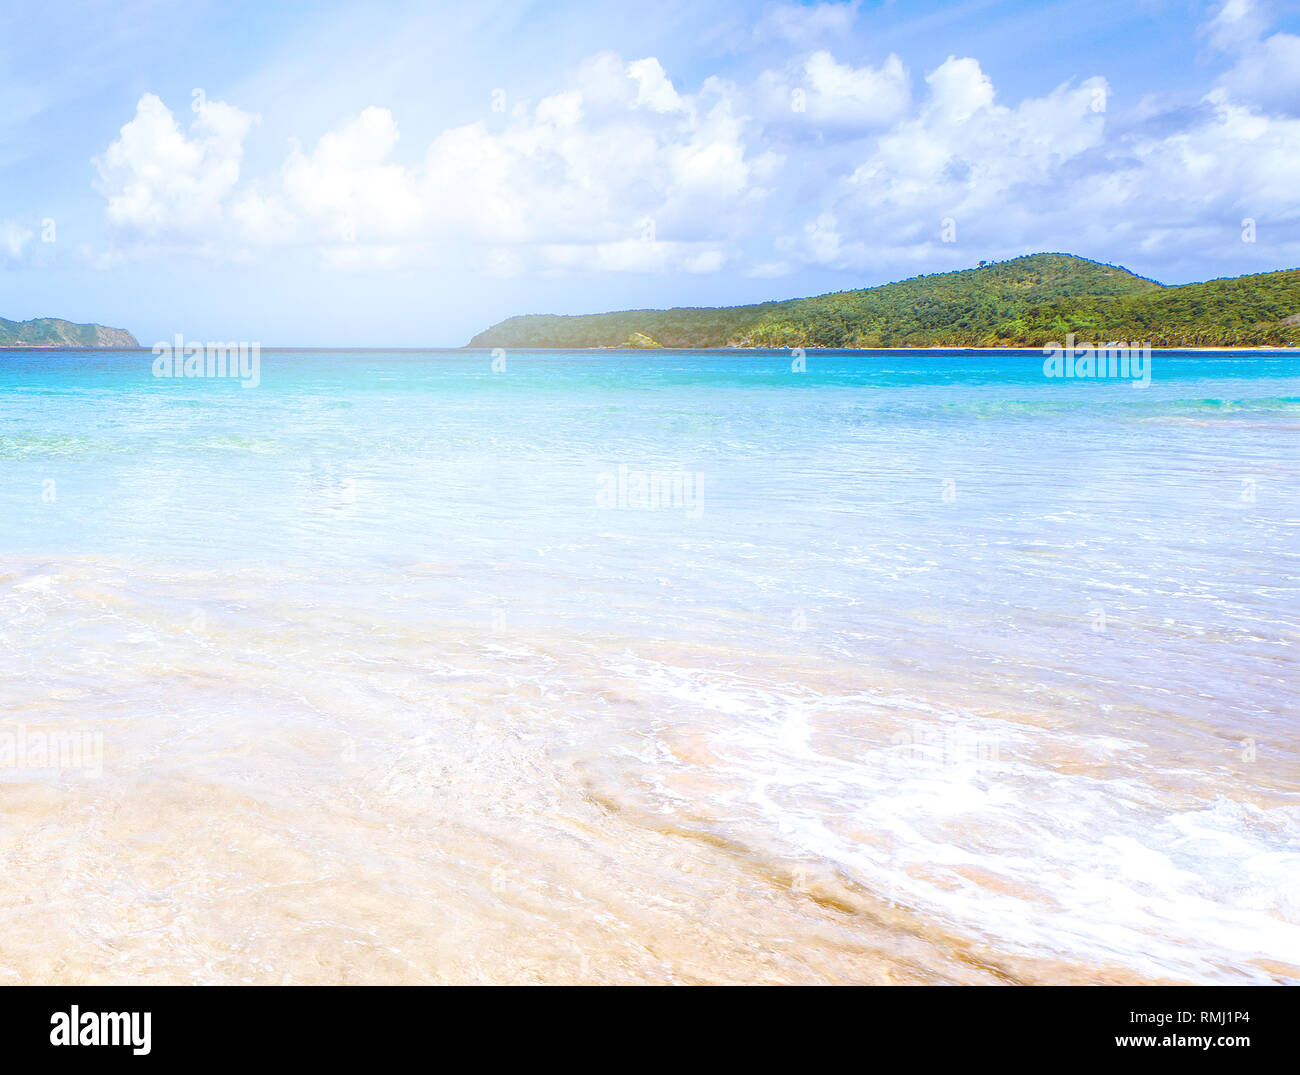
[279, 107, 424, 239]
[98, 54, 766, 274]
[94, 93, 257, 238]
[1204, 0, 1271, 53]
[774, 22, 1300, 275]
[757, 50, 911, 129]
[1207, 0, 1300, 114]
[774, 58, 1112, 270]
[90, 4, 1300, 280]
[413, 55, 759, 249]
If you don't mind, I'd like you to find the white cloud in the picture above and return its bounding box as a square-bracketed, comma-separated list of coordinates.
[94, 93, 257, 237]
[1224, 31, 1300, 112]
[818, 60, 1108, 248]
[757, 50, 911, 130]
[96, 54, 765, 273]
[924, 56, 995, 123]
[90, 23, 1300, 281]
[627, 58, 687, 113]
[278, 107, 424, 238]
[806, 50, 911, 126]
[777, 42, 1300, 273]
[1206, 0, 1300, 115]
[1204, 0, 1271, 53]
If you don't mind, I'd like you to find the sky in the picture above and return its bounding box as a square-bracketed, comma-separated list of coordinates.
[1, 0, 1298, 345]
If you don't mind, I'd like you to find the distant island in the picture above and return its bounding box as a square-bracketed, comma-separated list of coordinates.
[469, 253, 1300, 349]
[0, 316, 138, 348]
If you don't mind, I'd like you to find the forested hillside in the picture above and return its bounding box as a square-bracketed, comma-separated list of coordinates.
[469, 254, 1300, 348]
[0, 316, 139, 347]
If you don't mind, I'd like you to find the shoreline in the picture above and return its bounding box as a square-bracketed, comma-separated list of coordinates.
[500, 344, 1300, 353]
[2, 344, 1297, 353]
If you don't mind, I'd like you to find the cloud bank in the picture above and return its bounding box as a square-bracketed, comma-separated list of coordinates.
[91, 0, 1300, 279]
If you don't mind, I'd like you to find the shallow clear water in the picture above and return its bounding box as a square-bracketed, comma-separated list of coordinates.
[1, 347, 1297, 983]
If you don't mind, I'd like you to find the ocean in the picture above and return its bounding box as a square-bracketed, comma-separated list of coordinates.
[1, 346, 1296, 984]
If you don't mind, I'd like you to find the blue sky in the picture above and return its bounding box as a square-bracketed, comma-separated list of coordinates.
[2, 0, 1298, 345]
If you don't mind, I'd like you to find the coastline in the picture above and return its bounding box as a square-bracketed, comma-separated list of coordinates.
[464, 344, 1300, 352]
[7, 344, 1297, 353]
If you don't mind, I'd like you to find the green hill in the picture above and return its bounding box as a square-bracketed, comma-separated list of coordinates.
[0, 316, 139, 348]
[468, 254, 1300, 349]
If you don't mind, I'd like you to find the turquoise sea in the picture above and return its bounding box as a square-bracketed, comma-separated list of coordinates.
[1, 347, 1297, 983]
